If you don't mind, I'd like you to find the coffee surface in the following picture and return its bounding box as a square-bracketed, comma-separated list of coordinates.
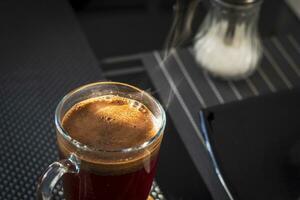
[62, 95, 158, 151]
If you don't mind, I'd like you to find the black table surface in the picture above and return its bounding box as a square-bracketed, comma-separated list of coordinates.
[138, 34, 300, 199]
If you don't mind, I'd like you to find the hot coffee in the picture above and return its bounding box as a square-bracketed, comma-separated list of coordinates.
[57, 95, 162, 200]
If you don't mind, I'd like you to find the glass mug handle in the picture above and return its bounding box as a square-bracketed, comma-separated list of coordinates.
[37, 154, 80, 200]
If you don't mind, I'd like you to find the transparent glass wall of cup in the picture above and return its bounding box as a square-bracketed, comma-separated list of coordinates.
[37, 82, 166, 200]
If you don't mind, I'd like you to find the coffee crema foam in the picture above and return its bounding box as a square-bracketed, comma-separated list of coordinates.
[57, 95, 162, 175]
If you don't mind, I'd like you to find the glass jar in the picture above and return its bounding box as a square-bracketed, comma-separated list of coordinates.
[193, 0, 263, 80]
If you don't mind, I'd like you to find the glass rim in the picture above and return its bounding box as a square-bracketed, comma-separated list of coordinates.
[55, 81, 166, 154]
[213, 0, 263, 9]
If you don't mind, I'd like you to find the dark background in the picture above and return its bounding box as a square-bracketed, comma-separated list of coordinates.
[70, 0, 300, 59]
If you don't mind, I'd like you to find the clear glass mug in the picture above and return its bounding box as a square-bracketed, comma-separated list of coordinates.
[37, 82, 166, 200]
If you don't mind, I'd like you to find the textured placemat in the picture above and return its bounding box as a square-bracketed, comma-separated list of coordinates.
[0, 0, 102, 199]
